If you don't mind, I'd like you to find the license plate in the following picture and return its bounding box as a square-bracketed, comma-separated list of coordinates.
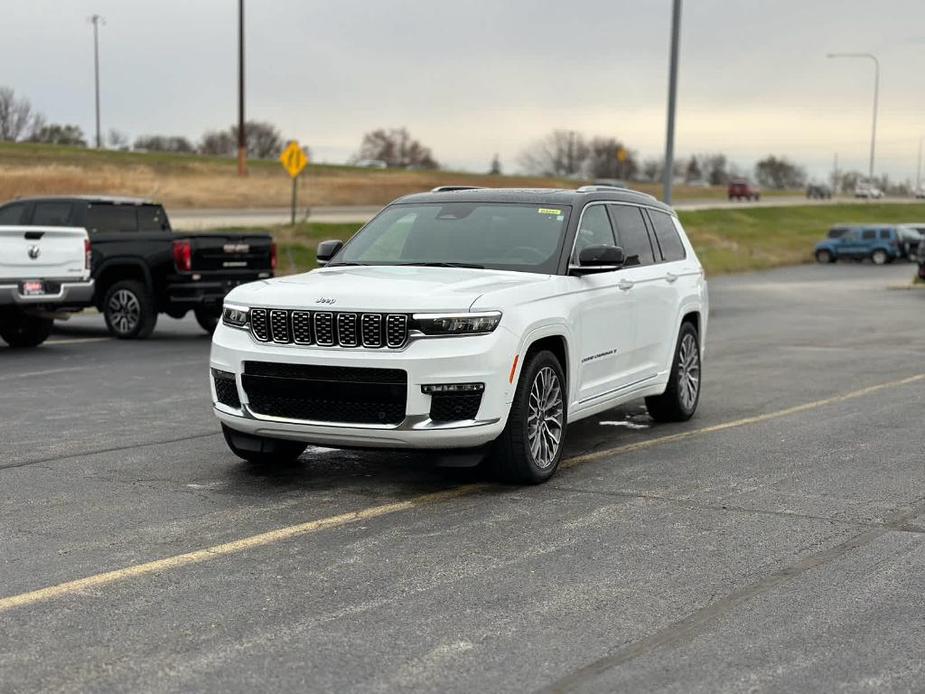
[19, 280, 46, 296]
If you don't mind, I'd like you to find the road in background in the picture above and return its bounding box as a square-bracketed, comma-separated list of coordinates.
[171, 196, 917, 229]
[1, 263, 923, 691]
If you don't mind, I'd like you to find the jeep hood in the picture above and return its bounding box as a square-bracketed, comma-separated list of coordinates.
[225, 265, 552, 312]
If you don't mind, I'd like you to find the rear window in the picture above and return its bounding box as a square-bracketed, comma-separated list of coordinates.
[648, 210, 687, 262]
[138, 205, 170, 231]
[878, 229, 892, 240]
[32, 202, 73, 226]
[861, 229, 877, 240]
[0, 202, 26, 225]
[86, 204, 138, 233]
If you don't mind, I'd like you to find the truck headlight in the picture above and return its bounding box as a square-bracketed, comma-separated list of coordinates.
[412, 311, 502, 336]
[222, 304, 249, 329]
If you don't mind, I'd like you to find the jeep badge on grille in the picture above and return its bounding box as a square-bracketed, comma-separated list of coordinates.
[316, 297, 336, 305]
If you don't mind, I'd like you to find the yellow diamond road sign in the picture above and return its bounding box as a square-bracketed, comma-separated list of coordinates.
[280, 141, 308, 178]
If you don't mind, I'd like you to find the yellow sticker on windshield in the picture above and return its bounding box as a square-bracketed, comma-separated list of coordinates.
[538, 208, 561, 215]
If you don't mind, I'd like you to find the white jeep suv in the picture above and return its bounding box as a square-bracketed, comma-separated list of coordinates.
[210, 187, 708, 483]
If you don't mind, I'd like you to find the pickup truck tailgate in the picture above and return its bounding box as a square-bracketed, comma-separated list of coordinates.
[0, 226, 89, 280]
[190, 235, 273, 272]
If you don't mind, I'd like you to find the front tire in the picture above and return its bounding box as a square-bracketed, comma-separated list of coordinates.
[646, 322, 701, 422]
[222, 424, 308, 465]
[815, 249, 835, 264]
[103, 280, 157, 339]
[0, 313, 53, 348]
[871, 249, 888, 266]
[491, 350, 567, 484]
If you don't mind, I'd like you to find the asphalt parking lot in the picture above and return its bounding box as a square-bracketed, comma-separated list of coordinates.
[1, 262, 923, 692]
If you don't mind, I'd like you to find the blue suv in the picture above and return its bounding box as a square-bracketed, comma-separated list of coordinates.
[814, 226, 902, 265]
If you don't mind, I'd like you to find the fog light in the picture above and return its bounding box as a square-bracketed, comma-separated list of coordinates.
[421, 383, 485, 394]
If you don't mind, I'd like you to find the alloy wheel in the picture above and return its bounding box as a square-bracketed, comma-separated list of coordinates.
[108, 289, 140, 334]
[677, 333, 701, 412]
[527, 366, 564, 469]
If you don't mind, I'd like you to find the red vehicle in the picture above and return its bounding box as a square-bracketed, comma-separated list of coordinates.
[727, 179, 761, 201]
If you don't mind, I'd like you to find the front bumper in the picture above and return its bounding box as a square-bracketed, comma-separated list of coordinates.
[210, 321, 518, 449]
[0, 278, 95, 308]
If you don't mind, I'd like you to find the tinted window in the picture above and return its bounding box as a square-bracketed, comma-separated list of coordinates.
[573, 204, 615, 261]
[33, 202, 72, 226]
[138, 205, 170, 231]
[878, 229, 891, 240]
[608, 205, 655, 266]
[0, 203, 26, 225]
[828, 227, 850, 239]
[648, 210, 687, 262]
[861, 229, 876, 240]
[86, 204, 138, 233]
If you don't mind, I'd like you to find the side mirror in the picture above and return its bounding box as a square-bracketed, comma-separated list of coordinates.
[316, 239, 343, 266]
[570, 244, 625, 275]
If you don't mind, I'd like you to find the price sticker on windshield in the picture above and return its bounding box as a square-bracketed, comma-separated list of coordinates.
[537, 208, 561, 215]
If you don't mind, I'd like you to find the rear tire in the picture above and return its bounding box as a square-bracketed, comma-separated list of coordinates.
[195, 307, 221, 334]
[490, 350, 567, 484]
[646, 322, 701, 422]
[0, 313, 53, 348]
[103, 280, 157, 339]
[221, 424, 307, 465]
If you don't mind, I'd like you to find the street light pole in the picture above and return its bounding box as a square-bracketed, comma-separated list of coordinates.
[89, 14, 104, 149]
[662, 0, 682, 205]
[237, 0, 247, 176]
[826, 52, 879, 183]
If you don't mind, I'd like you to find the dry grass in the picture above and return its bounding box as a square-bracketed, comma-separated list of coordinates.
[0, 142, 737, 208]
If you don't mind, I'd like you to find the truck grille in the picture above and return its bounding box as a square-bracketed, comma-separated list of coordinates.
[242, 362, 407, 425]
[249, 309, 409, 348]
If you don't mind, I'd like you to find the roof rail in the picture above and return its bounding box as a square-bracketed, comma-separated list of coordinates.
[576, 185, 658, 201]
[430, 185, 485, 193]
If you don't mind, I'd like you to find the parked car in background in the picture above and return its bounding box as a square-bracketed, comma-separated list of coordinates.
[806, 183, 833, 199]
[815, 226, 903, 265]
[913, 186, 925, 199]
[727, 179, 760, 201]
[897, 225, 925, 260]
[0, 224, 93, 347]
[854, 182, 883, 199]
[0, 196, 276, 339]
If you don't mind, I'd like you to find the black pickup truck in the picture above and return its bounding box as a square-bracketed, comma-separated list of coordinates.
[0, 196, 274, 338]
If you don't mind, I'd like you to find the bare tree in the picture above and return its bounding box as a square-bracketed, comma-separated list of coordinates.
[489, 153, 502, 175]
[755, 155, 806, 189]
[29, 123, 87, 147]
[641, 157, 661, 182]
[0, 87, 40, 141]
[586, 137, 637, 180]
[354, 127, 438, 169]
[199, 129, 235, 156]
[133, 134, 195, 153]
[107, 128, 129, 149]
[519, 130, 589, 177]
[233, 121, 283, 159]
[697, 153, 730, 185]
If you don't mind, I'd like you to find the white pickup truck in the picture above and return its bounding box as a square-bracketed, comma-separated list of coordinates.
[0, 226, 94, 347]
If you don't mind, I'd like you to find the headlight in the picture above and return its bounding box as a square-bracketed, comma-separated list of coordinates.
[412, 311, 502, 336]
[222, 304, 249, 329]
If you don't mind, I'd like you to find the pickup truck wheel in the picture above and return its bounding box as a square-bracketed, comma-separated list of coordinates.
[0, 314, 53, 348]
[221, 424, 307, 465]
[871, 249, 888, 266]
[490, 350, 567, 484]
[194, 307, 221, 334]
[103, 280, 157, 339]
[646, 322, 701, 422]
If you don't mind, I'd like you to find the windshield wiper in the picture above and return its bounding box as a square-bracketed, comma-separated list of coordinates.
[397, 261, 485, 269]
[327, 261, 367, 267]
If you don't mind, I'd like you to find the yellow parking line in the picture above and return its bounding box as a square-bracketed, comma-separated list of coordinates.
[0, 372, 921, 614]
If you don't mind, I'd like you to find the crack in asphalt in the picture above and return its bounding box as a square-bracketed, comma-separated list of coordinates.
[541, 495, 925, 693]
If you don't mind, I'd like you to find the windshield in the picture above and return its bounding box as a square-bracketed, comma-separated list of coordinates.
[330, 202, 571, 274]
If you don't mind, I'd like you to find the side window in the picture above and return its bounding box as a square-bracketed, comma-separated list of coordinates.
[608, 205, 655, 267]
[85, 204, 138, 233]
[138, 205, 170, 231]
[32, 202, 73, 226]
[878, 229, 891, 240]
[0, 202, 27, 225]
[861, 229, 876, 241]
[572, 204, 615, 261]
[648, 210, 687, 262]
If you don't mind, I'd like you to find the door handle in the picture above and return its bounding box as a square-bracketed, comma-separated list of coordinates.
[618, 279, 634, 291]
[664, 272, 678, 283]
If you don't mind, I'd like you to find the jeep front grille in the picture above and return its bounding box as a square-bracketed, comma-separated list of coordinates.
[249, 309, 409, 348]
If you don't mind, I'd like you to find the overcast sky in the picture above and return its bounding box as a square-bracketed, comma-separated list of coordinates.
[4, 0, 925, 181]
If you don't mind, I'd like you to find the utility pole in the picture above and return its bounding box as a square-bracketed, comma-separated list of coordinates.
[832, 152, 839, 193]
[237, 0, 247, 176]
[662, 0, 682, 205]
[89, 14, 104, 149]
[826, 52, 879, 183]
[917, 137, 922, 191]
